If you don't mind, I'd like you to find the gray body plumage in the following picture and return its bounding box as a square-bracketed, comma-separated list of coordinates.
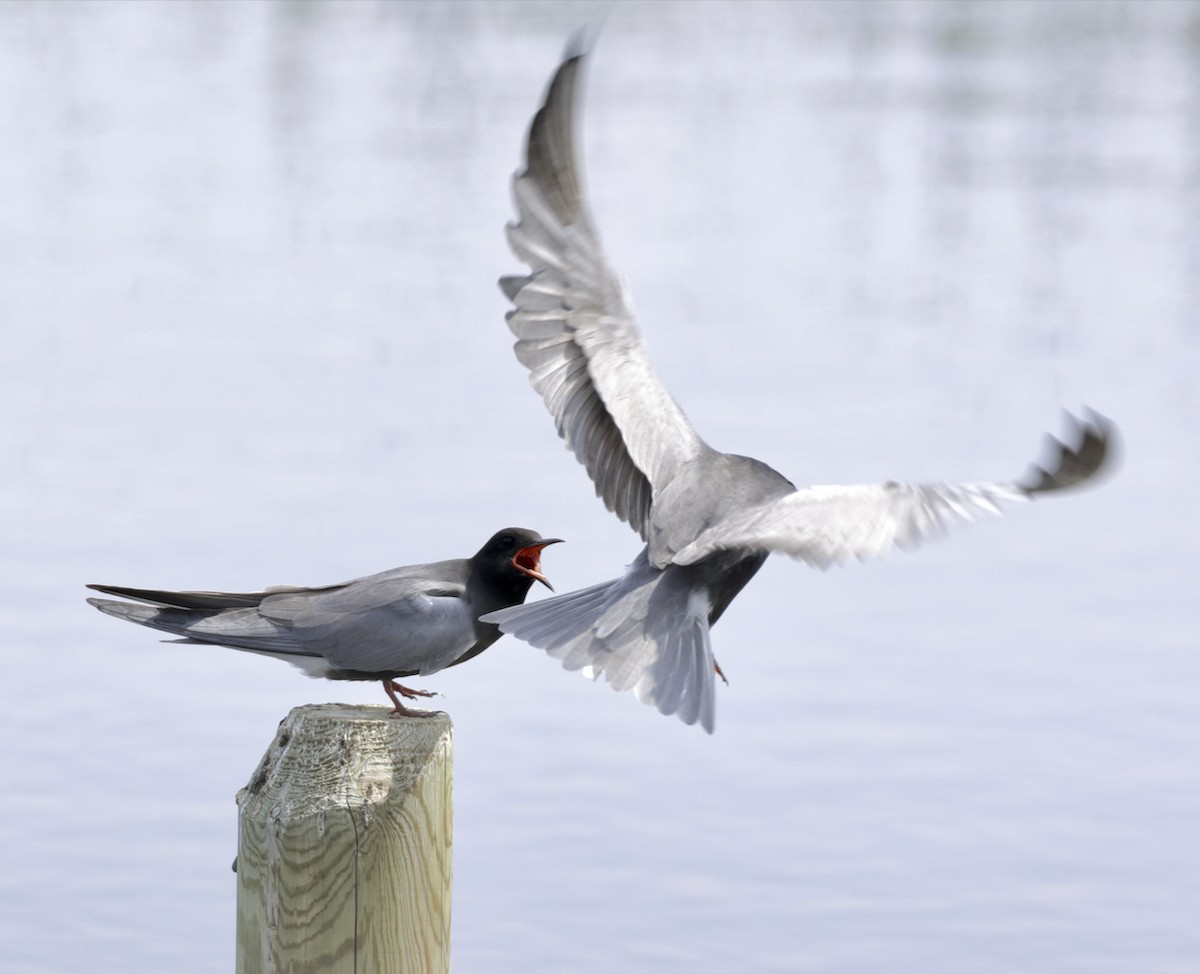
[88, 528, 560, 704]
[482, 45, 1117, 733]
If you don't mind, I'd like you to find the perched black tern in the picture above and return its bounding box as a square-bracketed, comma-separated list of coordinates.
[88, 528, 561, 714]
[482, 46, 1116, 733]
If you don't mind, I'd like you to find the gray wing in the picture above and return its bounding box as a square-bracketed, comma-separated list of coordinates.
[260, 568, 473, 676]
[673, 410, 1116, 568]
[504, 45, 706, 540]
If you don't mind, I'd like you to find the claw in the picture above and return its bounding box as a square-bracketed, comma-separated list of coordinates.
[714, 659, 729, 687]
[381, 679, 439, 714]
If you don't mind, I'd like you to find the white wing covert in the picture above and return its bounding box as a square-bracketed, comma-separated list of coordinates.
[673, 480, 1027, 569]
[673, 411, 1115, 568]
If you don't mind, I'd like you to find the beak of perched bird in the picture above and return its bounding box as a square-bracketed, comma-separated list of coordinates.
[513, 539, 563, 590]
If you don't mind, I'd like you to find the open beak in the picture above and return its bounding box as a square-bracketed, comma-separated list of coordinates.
[512, 538, 563, 591]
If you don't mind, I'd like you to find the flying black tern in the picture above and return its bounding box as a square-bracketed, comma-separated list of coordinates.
[88, 528, 561, 713]
[482, 45, 1116, 733]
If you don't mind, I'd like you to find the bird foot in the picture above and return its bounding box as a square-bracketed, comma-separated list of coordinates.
[391, 682, 438, 700]
[714, 659, 729, 687]
[382, 679, 440, 714]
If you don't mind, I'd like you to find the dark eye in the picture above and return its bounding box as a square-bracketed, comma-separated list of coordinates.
[502, 535, 515, 547]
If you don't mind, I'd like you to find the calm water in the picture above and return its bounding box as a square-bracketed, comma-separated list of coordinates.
[2, 2, 1198, 972]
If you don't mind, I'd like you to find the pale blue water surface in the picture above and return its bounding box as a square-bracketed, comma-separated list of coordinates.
[1, 2, 1197, 972]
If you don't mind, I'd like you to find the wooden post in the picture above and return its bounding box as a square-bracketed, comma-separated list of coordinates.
[235, 704, 452, 974]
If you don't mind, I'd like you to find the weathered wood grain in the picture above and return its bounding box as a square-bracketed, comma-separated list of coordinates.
[235, 704, 452, 974]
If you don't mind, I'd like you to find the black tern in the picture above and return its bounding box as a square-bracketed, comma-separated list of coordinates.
[88, 528, 561, 714]
[482, 45, 1116, 733]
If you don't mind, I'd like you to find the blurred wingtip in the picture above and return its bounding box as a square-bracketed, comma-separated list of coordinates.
[1017, 406, 1120, 496]
[563, 18, 606, 63]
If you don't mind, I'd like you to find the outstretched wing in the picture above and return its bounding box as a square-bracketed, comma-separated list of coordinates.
[504, 43, 706, 540]
[672, 410, 1117, 569]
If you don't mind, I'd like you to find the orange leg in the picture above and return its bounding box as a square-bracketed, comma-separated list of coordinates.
[382, 679, 438, 715]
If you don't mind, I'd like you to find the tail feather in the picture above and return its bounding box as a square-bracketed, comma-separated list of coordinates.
[482, 554, 719, 732]
[645, 630, 685, 714]
[89, 598, 165, 627]
[636, 622, 705, 725]
[487, 578, 615, 647]
[87, 596, 308, 655]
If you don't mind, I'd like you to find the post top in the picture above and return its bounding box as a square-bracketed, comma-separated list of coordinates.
[236, 703, 452, 814]
[283, 702, 453, 726]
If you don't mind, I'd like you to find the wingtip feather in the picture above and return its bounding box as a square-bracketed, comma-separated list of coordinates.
[1017, 407, 1118, 495]
[563, 21, 603, 63]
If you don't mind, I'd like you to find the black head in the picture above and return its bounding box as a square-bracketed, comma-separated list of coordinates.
[472, 528, 563, 594]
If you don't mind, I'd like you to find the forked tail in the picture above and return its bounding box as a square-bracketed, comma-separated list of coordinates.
[482, 552, 719, 732]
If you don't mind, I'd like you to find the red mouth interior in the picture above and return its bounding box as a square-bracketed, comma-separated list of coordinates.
[514, 546, 543, 576]
[513, 544, 552, 588]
